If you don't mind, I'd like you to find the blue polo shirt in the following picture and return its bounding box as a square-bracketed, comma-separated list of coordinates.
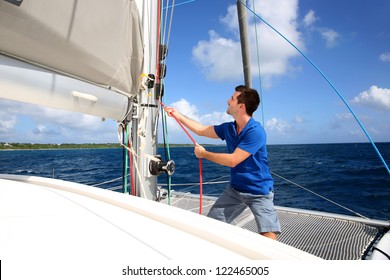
[214, 118, 274, 195]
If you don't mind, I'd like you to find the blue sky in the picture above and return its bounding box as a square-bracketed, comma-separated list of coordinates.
[0, 0, 389, 145]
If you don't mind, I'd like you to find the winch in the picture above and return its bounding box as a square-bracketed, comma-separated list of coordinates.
[149, 155, 175, 176]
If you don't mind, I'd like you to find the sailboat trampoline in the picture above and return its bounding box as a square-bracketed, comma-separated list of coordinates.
[165, 191, 389, 260]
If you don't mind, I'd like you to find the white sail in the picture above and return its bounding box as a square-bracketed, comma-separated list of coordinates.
[0, 0, 148, 121]
[0, 54, 130, 120]
[0, 0, 162, 198]
[0, 0, 143, 95]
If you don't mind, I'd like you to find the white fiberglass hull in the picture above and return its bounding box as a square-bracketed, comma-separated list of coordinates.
[0, 174, 319, 261]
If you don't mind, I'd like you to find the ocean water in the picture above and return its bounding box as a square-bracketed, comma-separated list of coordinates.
[1, 143, 389, 221]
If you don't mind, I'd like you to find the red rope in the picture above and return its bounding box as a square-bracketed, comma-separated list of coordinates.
[160, 102, 203, 214]
[198, 159, 203, 215]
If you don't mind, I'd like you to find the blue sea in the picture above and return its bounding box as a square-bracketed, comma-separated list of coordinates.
[1, 143, 389, 221]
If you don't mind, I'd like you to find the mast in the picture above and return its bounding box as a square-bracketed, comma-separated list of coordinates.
[237, 0, 252, 87]
[127, 0, 159, 200]
[129, 0, 173, 200]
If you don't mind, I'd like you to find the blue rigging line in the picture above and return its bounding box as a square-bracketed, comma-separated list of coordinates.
[239, 0, 390, 175]
[164, 0, 195, 9]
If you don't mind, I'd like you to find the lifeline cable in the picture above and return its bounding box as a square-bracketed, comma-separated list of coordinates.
[239, 0, 390, 176]
[160, 101, 203, 214]
[159, 1, 175, 205]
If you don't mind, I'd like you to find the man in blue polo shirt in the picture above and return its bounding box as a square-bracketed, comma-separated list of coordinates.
[164, 85, 280, 240]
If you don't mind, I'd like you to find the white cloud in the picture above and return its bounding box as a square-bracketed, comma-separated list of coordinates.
[330, 113, 353, 129]
[201, 111, 233, 125]
[33, 124, 50, 135]
[0, 99, 118, 143]
[302, 9, 341, 49]
[36, 107, 107, 131]
[335, 112, 354, 121]
[192, 30, 243, 81]
[379, 52, 390, 62]
[266, 117, 291, 134]
[163, 99, 232, 144]
[351, 85, 390, 111]
[219, 4, 238, 32]
[168, 98, 232, 126]
[170, 98, 199, 121]
[303, 10, 318, 27]
[192, 0, 303, 83]
[320, 28, 339, 48]
[293, 115, 304, 123]
[0, 111, 17, 133]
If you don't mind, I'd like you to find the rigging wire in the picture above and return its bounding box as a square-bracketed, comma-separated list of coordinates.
[250, 0, 265, 126]
[164, 0, 195, 9]
[159, 0, 177, 204]
[159, 0, 199, 206]
[95, 168, 369, 219]
[271, 172, 369, 219]
[162, 0, 175, 49]
[157, 171, 370, 219]
[239, 0, 390, 176]
[160, 102, 172, 205]
[122, 123, 128, 194]
[270, 172, 369, 219]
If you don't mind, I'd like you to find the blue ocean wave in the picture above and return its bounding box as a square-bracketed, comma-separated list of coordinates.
[1, 143, 389, 220]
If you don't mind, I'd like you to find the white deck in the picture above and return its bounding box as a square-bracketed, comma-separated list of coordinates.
[2, 175, 390, 280]
[0, 175, 318, 261]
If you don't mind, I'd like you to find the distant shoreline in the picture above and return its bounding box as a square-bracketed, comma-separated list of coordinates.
[1, 142, 386, 150]
[0, 143, 205, 150]
[0, 143, 121, 150]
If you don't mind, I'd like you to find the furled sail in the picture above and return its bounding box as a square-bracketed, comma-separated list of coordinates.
[0, 0, 145, 120]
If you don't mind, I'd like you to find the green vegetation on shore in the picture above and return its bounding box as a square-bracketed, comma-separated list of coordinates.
[0, 142, 210, 150]
[0, 142, 121, 150]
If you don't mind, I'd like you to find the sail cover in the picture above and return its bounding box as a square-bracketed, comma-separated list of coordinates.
[0, 0, 143, 95]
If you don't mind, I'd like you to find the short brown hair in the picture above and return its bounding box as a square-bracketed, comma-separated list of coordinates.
[235, 85, 260, 116]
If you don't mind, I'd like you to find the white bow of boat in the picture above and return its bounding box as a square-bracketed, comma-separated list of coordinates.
[0, 174, 319, 260]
